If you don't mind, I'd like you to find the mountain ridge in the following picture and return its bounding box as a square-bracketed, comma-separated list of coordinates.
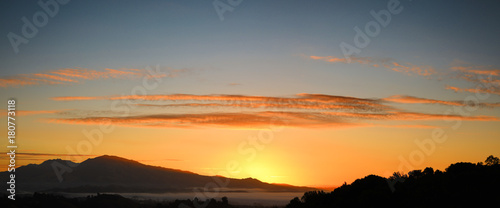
[1, 155, 315, 193]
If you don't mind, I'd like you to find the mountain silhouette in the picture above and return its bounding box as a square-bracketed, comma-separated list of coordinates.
[0, 155, 314, 193]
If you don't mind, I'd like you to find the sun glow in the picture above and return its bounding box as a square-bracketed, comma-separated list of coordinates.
[245, 162, 284, 184]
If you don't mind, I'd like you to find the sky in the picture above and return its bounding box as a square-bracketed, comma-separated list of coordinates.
[1, 0, 500, 187]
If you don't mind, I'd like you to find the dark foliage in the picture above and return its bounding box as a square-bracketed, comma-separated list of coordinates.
[286, 155, 500, 208]
[0, 193, 235, 208]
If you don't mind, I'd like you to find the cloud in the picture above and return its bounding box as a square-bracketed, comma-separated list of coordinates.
[451, 66, 500, 76]
[52, 96, 104, 101]
[310, 56, 499, 95]
[0, 109, 63, 116]
[388, 111, 498, 121]
[48, 93, 387, 128]
[321, 111, 498, 121]
[33, 73, 79, 83]
[309, 55, 373, 64]
[383, 95, 464, 106]
[383, 95, 500, 109]
[47, 111, 357, 128]
[309, 55, 436, 77]
[0, 67, 186, 88]
[46, 93, 499, 129]
[52, 93, 387, 112]
[448, 63, 500, 96]
[446, 85, 500, 96]
[389, 62, 436, 76]
[47, 110, 497, 129]
[134, 102, 375, 111]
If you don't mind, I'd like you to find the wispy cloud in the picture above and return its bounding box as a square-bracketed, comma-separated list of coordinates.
[47, 93, 499, 129]
[383, 95, 464, 106]
[309, 55, 436, 77]
[309, 56, 373, 64]
[0, 67, 186, 88]
[451, 65, 500, 76]
[321, 111, 498, 121]
[310, 56, 500, 96]
[0, 109, 63, 116]
[51, 93, 382, 107]
[48, 111, 364, 128]
[389, 62, 435, 77]
[48, 110, 497, 129]
[448, 62, 500, 95]
[383, 95, 500, 108]
[446, 85, 500, 96]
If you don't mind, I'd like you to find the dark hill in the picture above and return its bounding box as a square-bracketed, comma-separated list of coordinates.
[0, 155, 314, 193]
[286, 155, 500, 208]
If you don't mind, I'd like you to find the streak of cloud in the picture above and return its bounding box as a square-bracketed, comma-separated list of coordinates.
[0, 67, 187, 88]
[0, 109, 63, 116]
[46, 93, 500, 129]
[448, 62, 500, 96]
[446, 85, 500, 96]
[383, 95, 464, 106]
[309, 55, 436, 77]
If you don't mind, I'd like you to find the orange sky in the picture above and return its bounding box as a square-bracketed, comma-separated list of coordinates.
[1, 1, 500, 188]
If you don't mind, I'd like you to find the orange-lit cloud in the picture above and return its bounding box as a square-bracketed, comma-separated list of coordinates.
[52, 93, 377, 103]
[52, 93, 387, 112]
[384, 95, 500, 109]
[48, 109, 498, 129]
[451, 66, 500, 76]
[48, 111, 364, 129]
[388, 111, 499, 121]
[33, 73, 79, 83]
[446, 85, 500, 96]
[52, 96, 104, 101]
[309, 55, 436, 77]
[321, 111, 499, 121]
[389, 62, 435, 76]
[0, 67, 186, 88]
[383, 95, 463, 106]
[46, 93, 499, 129]
[309, 55, 372, 64]
[54, 93, 500, 109]
[448, 63, 500, 96]
[135, 102, 370, 110]
[0, 109, 62, 116]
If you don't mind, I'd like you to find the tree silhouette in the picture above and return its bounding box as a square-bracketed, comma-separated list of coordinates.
[286, 155, 500, 208]
[485, 155, 499, 166]
[285, 197, 302, 208]
[221, 196, 228, 205]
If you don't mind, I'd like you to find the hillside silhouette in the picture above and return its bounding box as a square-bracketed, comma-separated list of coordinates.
[286, 155, 500, 208]
[0, 155, 313, 193]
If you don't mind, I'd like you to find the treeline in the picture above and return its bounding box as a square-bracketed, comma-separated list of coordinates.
[1, 193, 235, 208]
[286, 155, 500, 208]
